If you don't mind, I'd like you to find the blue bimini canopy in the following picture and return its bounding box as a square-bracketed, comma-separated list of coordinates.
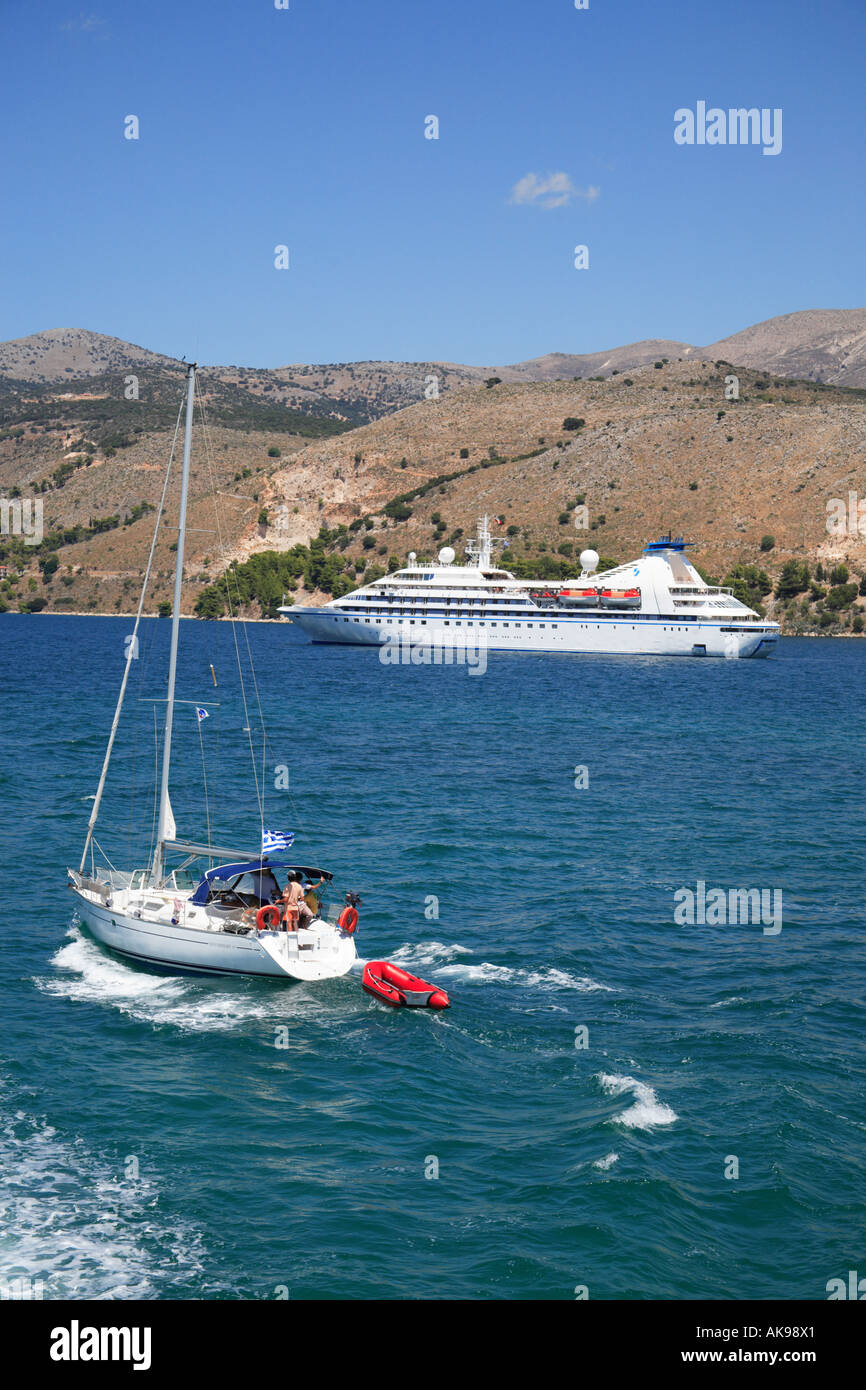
[189, 859, 332, 906]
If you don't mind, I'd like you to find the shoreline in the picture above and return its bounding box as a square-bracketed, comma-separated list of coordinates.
[0, 609, 292, 623]
[0, 611, 863, 637]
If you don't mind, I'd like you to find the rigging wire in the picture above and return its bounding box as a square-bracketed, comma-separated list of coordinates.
[80, 393, 186, 874]
[196, 706, 212, 849]
[194, 379, 268, 840]
[124, 546, 170, 863]
[194, 377, 318, 861]
[91, 836, 120, 874]
[145, 704, 159, 873]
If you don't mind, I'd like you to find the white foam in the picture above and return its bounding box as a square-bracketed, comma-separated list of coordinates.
[598, 1072, 678, 1130]
[389, 941, 473, 968]
[341, 941, 614, 994]
[45, 933, 187, 1008]
[432, 960, 613, 992]
[522, 967, 614, 993]
[593, 1151, 620, 1170]
[709, 995, 747, 1009]
[36, 928, 281, 1034]
[0, 1098, 204, 1299]
[434, 961, 514, 983]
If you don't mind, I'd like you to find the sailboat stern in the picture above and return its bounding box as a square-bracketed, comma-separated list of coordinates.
[255, 923, 358, 981]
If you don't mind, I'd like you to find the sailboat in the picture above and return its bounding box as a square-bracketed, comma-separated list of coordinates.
[67, 364, 358, 981]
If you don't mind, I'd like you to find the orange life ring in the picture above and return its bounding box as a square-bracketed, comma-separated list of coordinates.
[256, 904, 282, 931]
[338, 905, 359, 935]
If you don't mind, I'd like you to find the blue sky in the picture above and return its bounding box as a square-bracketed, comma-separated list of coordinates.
[1, 0, 864, 367]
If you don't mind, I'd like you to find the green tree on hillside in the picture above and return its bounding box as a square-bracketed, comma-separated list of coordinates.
[723, 564, 771, 613]
[824, 582, 859, 611]
[775, 560, 810, 599]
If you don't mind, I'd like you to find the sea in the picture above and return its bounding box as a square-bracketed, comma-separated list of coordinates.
[0, 613, 863, 1301]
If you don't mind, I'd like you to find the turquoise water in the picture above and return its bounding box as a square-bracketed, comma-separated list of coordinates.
[1, 614, 864, 1300]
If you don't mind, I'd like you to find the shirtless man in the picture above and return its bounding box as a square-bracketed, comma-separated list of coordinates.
[280, 872, 305, 932]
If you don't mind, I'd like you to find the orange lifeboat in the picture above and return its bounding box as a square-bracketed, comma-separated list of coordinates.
[558, 587, 600, 608]
[599, 587, 641, 609]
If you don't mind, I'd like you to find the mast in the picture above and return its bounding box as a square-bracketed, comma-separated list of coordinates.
[152, 363, 196, 885]
[466, 514, 498, 569]
[478, 514, 492, 568]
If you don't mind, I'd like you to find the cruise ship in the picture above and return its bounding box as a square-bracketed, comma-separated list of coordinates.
[281, 517, 780, 658]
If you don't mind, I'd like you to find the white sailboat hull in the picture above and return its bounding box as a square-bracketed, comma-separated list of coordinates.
[70, 363, 364, 992]
[73, 893, 357, 981]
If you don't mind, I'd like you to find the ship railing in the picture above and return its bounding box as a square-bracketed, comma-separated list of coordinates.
[669, 585, 734, 597]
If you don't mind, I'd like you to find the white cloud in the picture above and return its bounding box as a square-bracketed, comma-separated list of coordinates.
[509, 172, 600, 209]
[61, 14, 106, 34]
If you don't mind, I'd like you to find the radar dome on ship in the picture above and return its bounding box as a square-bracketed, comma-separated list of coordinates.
[579, 548, 599, 572]
[438, 546, 455, 564]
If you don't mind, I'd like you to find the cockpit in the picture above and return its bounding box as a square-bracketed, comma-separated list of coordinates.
[207, 868, 283, 910]
[189, 859, 335, 915]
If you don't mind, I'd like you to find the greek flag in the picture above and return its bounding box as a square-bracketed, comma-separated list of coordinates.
[262, 829, 295, 855]
[196, 707, 210, 722]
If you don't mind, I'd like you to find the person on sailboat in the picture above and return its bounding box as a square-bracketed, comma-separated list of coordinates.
[302, 875, 326, 919]
[250, 863, 281, 905]
[280, 871, 305, 932]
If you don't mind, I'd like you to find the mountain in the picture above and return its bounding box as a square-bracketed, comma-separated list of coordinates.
[487, 341, 697, 383]
[703, 309, 866, 388]
[0, 327, 179, 384]
[3, 308, 866, 420]
[1, 313, 865, 632]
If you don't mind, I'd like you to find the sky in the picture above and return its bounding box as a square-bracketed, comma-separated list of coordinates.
[1, 0, 864, 368]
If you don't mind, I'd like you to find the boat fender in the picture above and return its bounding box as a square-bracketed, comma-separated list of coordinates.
[256, 904, 282, 931]
[338, 905, 359, 935]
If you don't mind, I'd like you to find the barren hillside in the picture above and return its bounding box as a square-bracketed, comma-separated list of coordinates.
[2, 318, 866, 629]
[250, 360, 866, 584]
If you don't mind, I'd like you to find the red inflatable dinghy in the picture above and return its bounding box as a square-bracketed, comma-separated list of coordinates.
[362, 960, 450, 1009]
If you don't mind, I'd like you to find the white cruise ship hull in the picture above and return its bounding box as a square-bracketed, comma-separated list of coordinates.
[288, 608, 778, 659]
